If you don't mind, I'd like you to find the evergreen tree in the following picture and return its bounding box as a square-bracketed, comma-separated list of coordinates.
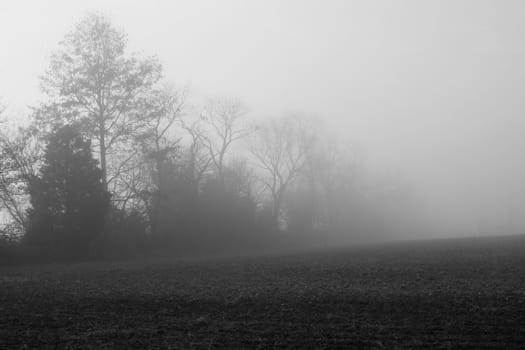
[25, 126, 110, 258]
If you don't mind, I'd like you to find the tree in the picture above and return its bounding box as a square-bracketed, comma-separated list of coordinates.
[197, 159, 258, 245]
[25, 126, 110, 258]
[199, 98, 252, 185]
[250, 116, 315, 228]
[137, 87, 186, 189]
[304, 136, 361, 230]
[117, 87, 187, 236]
[179, 118, 212, 195]
[36, 13, 162, 190]
[0, 125, 41, 235]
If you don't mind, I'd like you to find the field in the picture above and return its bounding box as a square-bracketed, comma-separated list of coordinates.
[1, 235, 525, 349]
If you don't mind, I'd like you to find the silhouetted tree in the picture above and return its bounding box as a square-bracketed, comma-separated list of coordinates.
[133, 87, 186, 236]
[199, 98, 252, 185]
[25, 126, 110, 258]
[179, 118, 212, 195]
[250, 116, 315, 228]
[36, 13, 162, 191]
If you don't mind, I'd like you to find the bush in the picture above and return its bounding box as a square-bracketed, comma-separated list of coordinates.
[96, 208, 150, 259]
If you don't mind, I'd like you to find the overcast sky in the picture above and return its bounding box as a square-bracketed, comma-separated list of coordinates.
[1, 0, 525, 235]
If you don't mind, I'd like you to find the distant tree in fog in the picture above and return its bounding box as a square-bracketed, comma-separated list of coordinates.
[305, 137, 361, 230]
[250, 116, 316, 228]
[198, 158, 258, 238]
[179, 118, 213, 194]
[35, 13, 162, 189]
[137, 87, 187, 186]
[129, 87, 187, 237]
[199, 98, 253, 185]
[25, 126, 110, 258]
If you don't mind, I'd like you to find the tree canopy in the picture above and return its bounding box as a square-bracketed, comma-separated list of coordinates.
[36, 13, 162, 188]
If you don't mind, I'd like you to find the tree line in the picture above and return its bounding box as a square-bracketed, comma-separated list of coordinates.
[0, 13, 412, 261]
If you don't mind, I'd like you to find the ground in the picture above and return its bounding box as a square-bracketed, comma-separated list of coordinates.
[1, 235, 525, 349]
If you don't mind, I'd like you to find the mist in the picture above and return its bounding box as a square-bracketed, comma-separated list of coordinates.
[1, 0, 525, 250]
[3, 3, 525, 349]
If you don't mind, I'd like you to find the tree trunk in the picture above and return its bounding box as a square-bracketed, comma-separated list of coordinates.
[273, 192, 283, 230]
[99, 121, 107, 189]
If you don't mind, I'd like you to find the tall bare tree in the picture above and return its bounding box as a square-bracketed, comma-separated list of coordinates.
[179, 118, 212, 194]
[36, 13, 162, 189]
[250, 116, 316, 228]
[136, 87, 187, 189]
[130, 87, 187, 235]
[199, 98, 252, 185]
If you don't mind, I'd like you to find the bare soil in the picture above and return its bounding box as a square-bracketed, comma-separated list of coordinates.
[1, 235, 525, 349]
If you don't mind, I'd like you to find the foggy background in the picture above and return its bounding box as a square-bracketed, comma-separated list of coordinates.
[1, 0, 525, 240]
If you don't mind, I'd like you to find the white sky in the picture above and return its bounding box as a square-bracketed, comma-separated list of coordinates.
[1, 0, 525, 235]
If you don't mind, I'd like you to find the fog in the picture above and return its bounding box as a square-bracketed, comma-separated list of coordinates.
[1, 0, 525, 244]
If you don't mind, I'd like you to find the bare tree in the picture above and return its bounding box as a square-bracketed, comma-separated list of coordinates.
[36, 13, 162, 189]
[199, 98, 252, 185]
[303, 136, 361, 230]
[179, 118, 212, 194]
[0, 126, 41, 235]
[129, 87, 187, 235]
[249, 116, 316, 228]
